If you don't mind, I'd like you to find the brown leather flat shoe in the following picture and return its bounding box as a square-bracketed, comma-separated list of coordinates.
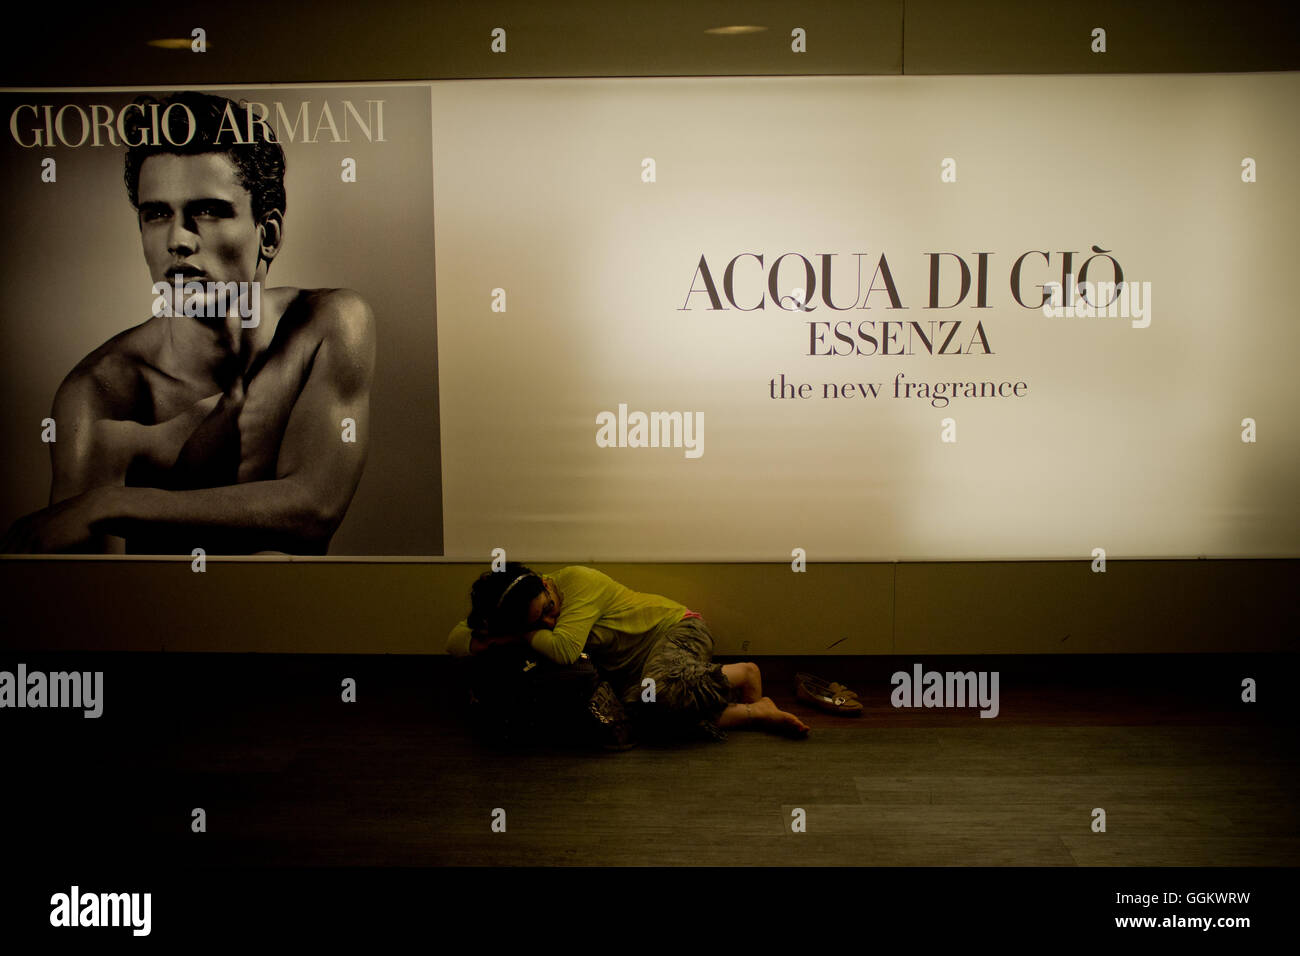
[795, 675, 864, 716]
[796, 671, 861, 700]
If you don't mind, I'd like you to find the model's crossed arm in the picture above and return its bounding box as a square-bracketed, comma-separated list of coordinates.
[0, 290, 375, 554]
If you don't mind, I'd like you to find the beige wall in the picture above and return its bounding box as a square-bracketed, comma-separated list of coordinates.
[0, 560, 1293, 654]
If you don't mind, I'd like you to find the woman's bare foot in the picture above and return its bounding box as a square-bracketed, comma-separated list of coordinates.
[748, 696, 811, 736]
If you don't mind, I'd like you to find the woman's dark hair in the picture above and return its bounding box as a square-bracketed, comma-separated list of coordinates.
[122, 90, 287, 223]
[467, 562, 547, 636]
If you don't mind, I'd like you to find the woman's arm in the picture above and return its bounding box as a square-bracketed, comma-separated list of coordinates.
[468, 631, 527, 655]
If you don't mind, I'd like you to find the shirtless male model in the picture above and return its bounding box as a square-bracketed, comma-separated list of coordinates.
[2, 91, 375, 555]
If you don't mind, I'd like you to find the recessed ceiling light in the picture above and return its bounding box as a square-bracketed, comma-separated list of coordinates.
[704, 25, 768, 36]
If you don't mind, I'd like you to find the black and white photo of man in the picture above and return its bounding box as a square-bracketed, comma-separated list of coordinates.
[2, 90, 376, 555]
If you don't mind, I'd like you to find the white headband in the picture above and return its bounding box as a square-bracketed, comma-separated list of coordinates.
[496, 573, 538, 609]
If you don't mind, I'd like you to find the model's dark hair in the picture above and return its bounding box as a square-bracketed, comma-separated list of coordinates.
[467, 562, 547, 636]
[122, 91, 287, 222]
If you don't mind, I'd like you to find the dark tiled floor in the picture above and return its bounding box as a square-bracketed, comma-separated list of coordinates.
[4, 652, 1296, 867]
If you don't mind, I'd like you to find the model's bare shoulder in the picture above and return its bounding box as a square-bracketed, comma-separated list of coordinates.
[303, 288, 375, 347]
[291, 288, 376, 391]
[47, 326, 162, 502]
[51, 325, 155, 421]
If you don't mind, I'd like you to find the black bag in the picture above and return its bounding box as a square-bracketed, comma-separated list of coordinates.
[463, 645, 634, 749]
